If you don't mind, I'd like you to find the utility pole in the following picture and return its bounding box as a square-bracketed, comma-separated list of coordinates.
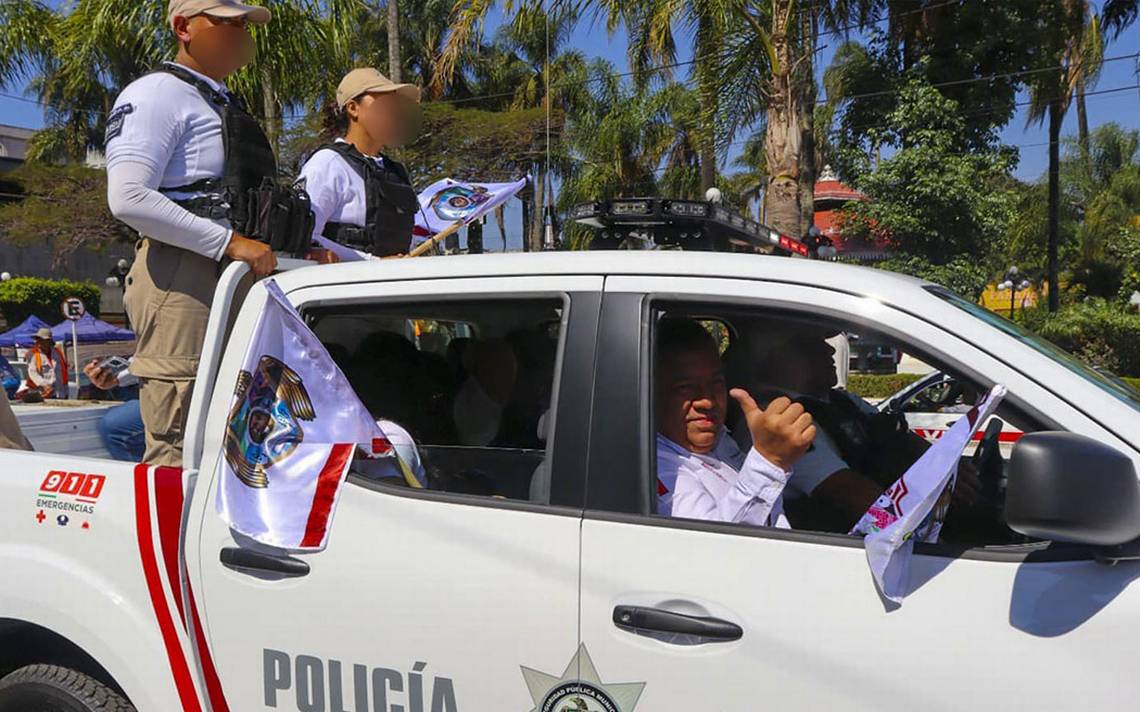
[387, 0, 401, 82]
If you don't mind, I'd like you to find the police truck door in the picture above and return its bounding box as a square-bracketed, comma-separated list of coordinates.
[576, 276, 1140, 710]
[186, 275, 600, 711]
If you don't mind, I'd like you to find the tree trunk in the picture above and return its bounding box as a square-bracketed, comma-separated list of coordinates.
[528, 168, 545, 251]
[521, 186, 530, 252]
[1047, 99, 1062, 313]
[797, 6, 818, 240]
[387, 0, 401, 82]
[260, 64, 279, 159]
[763, 0, 803, 238]
[495, 204, 508, 252]
[696, 12, 718, 194]
[1076, 87, 1090, 169]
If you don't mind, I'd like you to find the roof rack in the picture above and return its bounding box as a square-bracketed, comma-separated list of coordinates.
[569, 197, 811, 257]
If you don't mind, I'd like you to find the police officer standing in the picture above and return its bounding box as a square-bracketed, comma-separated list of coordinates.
[298, 68, 421, 260]
[106, 0, 282, 467]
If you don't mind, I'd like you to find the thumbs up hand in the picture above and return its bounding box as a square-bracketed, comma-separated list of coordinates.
[730, 390, 816, 471]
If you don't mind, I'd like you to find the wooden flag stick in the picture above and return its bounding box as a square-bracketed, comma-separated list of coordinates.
[408, 220, 465, 258]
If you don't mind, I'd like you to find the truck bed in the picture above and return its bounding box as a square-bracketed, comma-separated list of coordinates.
[12, 401, 116, 459]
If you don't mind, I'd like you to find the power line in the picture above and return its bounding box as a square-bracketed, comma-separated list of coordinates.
[818, 51, 1140, 105]
[836, 81, 1140, 135]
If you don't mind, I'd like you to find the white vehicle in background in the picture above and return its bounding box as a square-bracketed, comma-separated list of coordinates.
[880, 370, 1025, 457]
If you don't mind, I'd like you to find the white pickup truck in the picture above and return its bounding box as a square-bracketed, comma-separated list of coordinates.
[2, 252, 1139, 712]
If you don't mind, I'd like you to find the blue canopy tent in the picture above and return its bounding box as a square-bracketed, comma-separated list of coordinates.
[0, 315, 51, 348]
[51, 313, 135, 343]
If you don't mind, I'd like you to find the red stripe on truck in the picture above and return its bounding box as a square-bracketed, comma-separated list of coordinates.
[186, 578, 231, 712]
[134, 463, 203, 712]
[153, 466, 186, 624]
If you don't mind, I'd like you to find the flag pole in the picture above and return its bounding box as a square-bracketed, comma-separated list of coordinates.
[70, 322, 79, 400]
[407, 220, 465, 258]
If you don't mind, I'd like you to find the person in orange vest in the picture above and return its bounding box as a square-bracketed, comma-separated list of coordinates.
[23, 328, 67, 401]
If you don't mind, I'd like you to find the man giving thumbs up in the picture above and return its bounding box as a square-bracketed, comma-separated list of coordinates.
[654, 318, 815, 526]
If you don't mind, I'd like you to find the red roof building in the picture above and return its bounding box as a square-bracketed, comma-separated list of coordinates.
[813, 165, 889, 260]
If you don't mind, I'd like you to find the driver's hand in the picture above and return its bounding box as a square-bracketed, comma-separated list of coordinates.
[730, 390, 816, 471]
[953, 459, 983, 506]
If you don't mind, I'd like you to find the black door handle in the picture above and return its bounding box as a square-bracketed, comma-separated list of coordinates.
[613, 605, 742, 643]
[220, 547, 310, 577]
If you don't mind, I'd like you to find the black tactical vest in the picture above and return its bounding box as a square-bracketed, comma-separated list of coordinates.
[154, 63, 313, 256]
[315, 141, 419, 257]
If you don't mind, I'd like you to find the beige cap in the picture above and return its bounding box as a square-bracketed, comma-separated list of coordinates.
[336, 68, 421, 109]
[168, 0, 272, 27]
[34, 328, 52, 341]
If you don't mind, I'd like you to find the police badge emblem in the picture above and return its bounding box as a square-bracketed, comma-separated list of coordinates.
[430, 184, 491, 222]
[522, 644, 644, 712]
[224, 355, 316, 488]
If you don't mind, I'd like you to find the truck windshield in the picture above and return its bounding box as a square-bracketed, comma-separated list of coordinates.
[928, 286, 1140, 414]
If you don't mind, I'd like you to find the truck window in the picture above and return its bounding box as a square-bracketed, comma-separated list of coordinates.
[306, 298, 565, 501]
[645, 303, 1055, 548]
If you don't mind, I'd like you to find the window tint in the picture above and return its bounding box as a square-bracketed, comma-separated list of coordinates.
[646, 302, 1047, 547]
[307, 299, 564, 501]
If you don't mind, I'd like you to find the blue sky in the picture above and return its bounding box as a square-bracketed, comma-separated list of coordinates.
[1, 3, 1137, 250]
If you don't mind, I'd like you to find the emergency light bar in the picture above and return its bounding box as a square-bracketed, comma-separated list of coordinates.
[571, 197, 811, 257]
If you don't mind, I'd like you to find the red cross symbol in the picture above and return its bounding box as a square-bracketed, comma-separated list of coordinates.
[35, 510, 45, 524]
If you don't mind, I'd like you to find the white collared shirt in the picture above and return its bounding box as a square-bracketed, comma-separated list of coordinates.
[105, 62, 233, 260]
[657, 431, 791, 528]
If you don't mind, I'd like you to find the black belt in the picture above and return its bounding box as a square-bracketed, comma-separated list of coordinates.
[170, 194, 230, 220]
[323, 222, 372, 250]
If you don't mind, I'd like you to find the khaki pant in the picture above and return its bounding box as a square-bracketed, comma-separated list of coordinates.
[125, 239, 220, 467]
[0, 389, 32, 451]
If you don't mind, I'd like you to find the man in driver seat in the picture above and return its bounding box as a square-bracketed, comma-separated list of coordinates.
[654, 318, 816, 526]
[728, 322, 981, 531]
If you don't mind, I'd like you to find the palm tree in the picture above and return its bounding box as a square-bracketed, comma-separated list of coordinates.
[721, 132, 767, 218]
[434, 0, 740, 196]
[596, 0, 739, 195]
[434, 3, 586, 249]
[0, 0, 368, 162]
[1026, 0, 1137, 311]
[717, 0, 875, 239]
[387, 0, 402, 82]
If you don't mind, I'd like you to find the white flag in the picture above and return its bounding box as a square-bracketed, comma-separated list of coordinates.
[215, 280, 418, 551]
[414, 176, 529, 236]
[850, 385, 1007, 603]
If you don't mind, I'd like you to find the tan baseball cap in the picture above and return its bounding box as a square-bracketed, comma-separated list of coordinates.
[34, 328, 52, 341]
[168, 0, 272, 27]
[336, 68, 421, 109]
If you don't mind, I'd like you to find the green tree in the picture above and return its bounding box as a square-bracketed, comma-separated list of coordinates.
[838, 77, 1017, 265]
[0, 163, 130, 269]
[1024, 0, 1138, 311]
[0, 0, 368, 162]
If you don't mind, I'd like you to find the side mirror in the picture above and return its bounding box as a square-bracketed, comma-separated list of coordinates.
[1005, 432, 1140, 546]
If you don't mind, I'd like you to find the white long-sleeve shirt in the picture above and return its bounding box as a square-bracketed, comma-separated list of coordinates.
[295, 139, 380, 262]
[105, 62, 234, 260]
[657, 431, 791, 528]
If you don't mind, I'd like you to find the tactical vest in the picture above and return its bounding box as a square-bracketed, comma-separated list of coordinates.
[154, 63, 313, 257]
[315, 141, 418, 257]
